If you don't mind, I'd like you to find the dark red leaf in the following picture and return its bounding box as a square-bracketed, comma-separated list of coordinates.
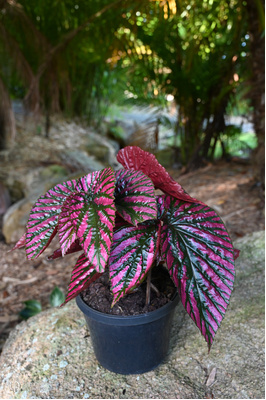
[47, 240, 82, 260]
[233, 248, 240, 260]
[117, 146, 203, 204]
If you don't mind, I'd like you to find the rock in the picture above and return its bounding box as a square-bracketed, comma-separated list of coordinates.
[82, 131, 120, 168]
[2, 164, 71, 244]
[0, 174, 25, 204]
[2, 198, 34, 244]
[0, 182, 11, 215]
[60, 150, 105, 174]
[23, 165, 70, 199]
[1, 146, 117, 245]
[0, 231, 264, 399]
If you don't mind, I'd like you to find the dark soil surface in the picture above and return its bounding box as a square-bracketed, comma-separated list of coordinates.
[81, 265, 176, 315]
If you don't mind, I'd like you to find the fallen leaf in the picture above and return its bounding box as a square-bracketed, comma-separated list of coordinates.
[46, 270, 59, 275]
[206, 367, 217, 387]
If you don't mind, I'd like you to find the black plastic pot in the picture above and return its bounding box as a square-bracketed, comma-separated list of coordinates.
[76, 293, 179, 375]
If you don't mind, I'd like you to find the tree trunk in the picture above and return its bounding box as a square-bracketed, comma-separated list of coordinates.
[0, 77, 16, 150]
[186, 104, 226, 171]
[245, 0, 265, 190]
[45, 110, 50, 139]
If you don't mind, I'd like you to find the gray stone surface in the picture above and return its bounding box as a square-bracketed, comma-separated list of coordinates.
[59, 150, 105, 174]
[83, 131, 120, 168]
[0, 231, 264, 399]
[1, 117, 120, 244]
[2, 197, 34, 244]
[2, 165, 70, 244]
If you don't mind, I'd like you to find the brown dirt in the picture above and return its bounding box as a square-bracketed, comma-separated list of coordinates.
[81, 265, 176, 315]
[0, 120, 264, 352]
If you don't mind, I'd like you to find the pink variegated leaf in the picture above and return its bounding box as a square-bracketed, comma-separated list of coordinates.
[63, 253, 102, 305]
[47, 240, 82, 260]
[58, 194, 79, 256]
[117, 146, 203, 204]
[67, 168, 116, 273]
[158, 195, 235, 349]
[233, 248, 240, 260]
[25, 179, 77, 259]
[75, 167, 115, 198]
[114, 213, 131, 230]
[109, 220, 161, 305]
[114, 169, 157, 226]
[12, 233, 26, 250]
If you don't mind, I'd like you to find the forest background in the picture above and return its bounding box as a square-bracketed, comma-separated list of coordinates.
[0, 0, 264, 176]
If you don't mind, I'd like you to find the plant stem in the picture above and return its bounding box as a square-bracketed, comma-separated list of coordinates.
[150, 283, 160, 297]
[145, 269, 152, 306]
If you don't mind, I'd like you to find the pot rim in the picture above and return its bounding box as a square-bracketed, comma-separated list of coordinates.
[76, 291, 179, 326]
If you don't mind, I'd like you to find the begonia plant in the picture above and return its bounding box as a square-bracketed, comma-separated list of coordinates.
[13, 146, 238, 349]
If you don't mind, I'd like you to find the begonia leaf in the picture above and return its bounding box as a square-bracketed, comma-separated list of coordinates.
[233, 248, 240, 260]
[25, 179, 77, 259]
[63, 253, 102, 304]
[115, 168, 157, 226]
[47, 240, 82, 260]
[58, 194, 78, 256]
[62, 168, 116, 273]
[117, 146, 203, 204]
[109, 220, 161, 304]
[12, 232, 26, 250]
[158, 195, 235, 349]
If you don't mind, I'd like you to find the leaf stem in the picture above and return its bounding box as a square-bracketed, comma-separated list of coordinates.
[150, 282, 160, 297]
[145, 269, 152, 306]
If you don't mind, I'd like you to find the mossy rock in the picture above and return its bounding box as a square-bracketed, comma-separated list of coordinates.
[0, 231, 264, 399]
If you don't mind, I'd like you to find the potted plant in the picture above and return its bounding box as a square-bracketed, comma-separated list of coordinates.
[13, 146, 238, 374]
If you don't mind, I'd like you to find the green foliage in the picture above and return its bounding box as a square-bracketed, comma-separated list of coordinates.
[0, 0, 127, 121]
[226, 89, 253, 117]
[108, 124, 126, 141]
[213, 130, 257, 159]
[19, 287, 65, 320]
[19, 300, 42, 320]
[114, 0, 250, 166]
[0, 0, 259, 163]
[49, 286, 66, 307]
